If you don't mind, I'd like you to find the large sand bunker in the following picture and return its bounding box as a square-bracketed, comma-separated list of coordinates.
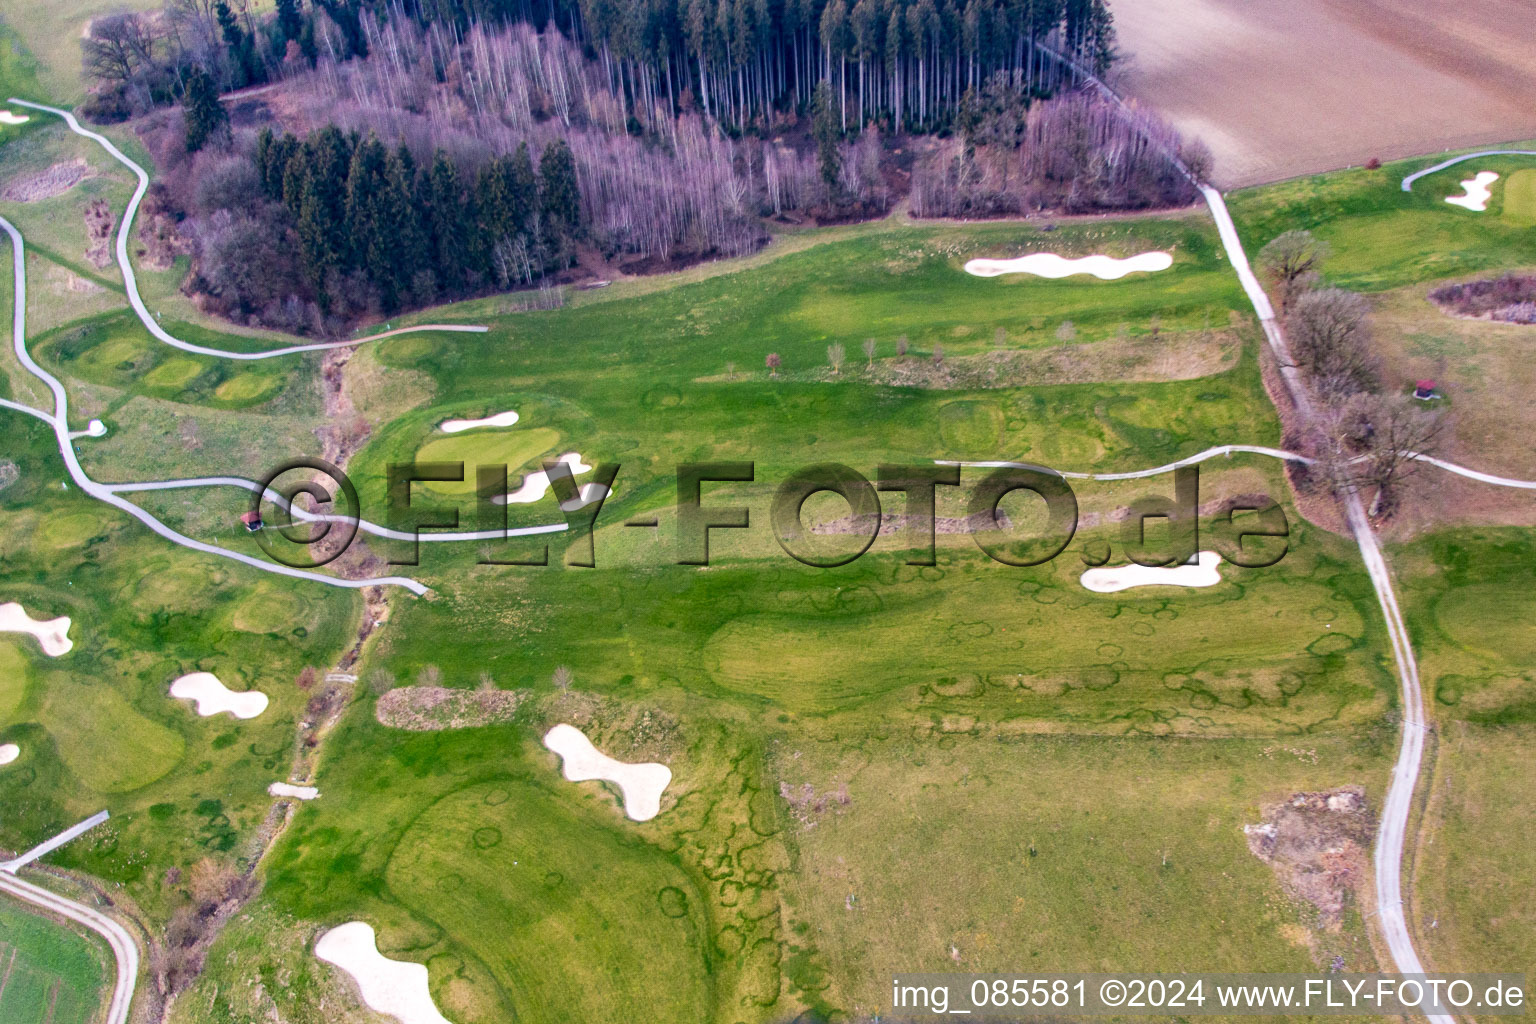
[1446, 171, 1499, 211]
[493, 453, 608, 510]
[315, 921, 453, 1024]
[269, 782, 319, 800]
[0, 744, 18, 765]
[1080, 550, 1224, 593]
[964, 252, 1173, 280]
[0, 602, 73, 656]
[169, 672, 269, 719]
[0, 111, 29, 126]
[543, 723, 672, 822]
[439, 410, 519, 433]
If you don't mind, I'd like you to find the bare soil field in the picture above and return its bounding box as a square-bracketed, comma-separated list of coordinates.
[1113, 0, 1536, 186]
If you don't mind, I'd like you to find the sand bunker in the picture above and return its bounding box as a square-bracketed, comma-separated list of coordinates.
[1080, 550, 1223, 593]
[269, 782, 319, 800]
[86, 419, 106, 437]
[0, 111, 29, 126]
[543, 723, 671, 822]
[0, 744, 18, 766]
[439, 410, 519, 433]
[493, 453, 608, 510]
[316, 922, 453, 1024]
[964, 251, 1173, 280]
[0, 602, 73, 656]
[169, 672, 269, 719]
[1446, 171, 1499, 211]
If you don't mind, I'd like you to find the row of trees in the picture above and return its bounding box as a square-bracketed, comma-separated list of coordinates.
[185, 124, 584, 330]
[1257, 230, 1443, 518]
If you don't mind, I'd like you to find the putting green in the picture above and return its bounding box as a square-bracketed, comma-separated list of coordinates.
[1501, 169, 1536, 226]
[231, 585, 308, 633]
[413, 427, 561, 496]
[215, 373, 280, 403]
[79, 335, 149, 373]
[0, 643, 29, 720]
[36, 510, 108, 549]
[144, 357, 205, 390]
[43, 677, 183, 792]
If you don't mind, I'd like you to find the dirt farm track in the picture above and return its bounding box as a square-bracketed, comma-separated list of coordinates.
[1113, 0, 1536, 187]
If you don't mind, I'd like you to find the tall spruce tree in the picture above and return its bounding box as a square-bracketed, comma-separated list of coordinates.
[182, 66, 228, 153]
[427, 150, 468, 295]
[275, 0, 305, 43]
[539, 139, 581, 239]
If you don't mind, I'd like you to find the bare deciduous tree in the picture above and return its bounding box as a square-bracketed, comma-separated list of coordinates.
[1258, 230, 1330, 311]
[1287, 288, 1379, 402]
[766, 352, 781, 376]
[827, 342, 845, 374]
[552, 665, 573, 692]
[417, 663, 442, 686]
[1315, 393, 1446, 517]
[862, 337, 877, 367]
[82, 11, 163, 84]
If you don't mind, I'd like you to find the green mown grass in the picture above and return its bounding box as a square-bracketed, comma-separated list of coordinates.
[1227, 147, 1536, 294]
[0, 902, 109, 1024]
[1501, 168, 1536, 227]
[10, 162, 1509, 1024]
[0, 416, 360, 926]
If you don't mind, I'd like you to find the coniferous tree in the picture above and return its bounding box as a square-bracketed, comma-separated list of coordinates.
[344, 134, 390, 293]
[296, 126, 353, 301]
[381, 145, 426, 308]
[182, 66, 228, 153]
[811, 81, 840, 190]
[427, 151, 468, 294]
[539, 140, 581, 237]
[509, 142, 538, 234]
[275, 0, 305, 44]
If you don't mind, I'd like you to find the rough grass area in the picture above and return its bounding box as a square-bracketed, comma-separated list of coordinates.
[778, 734, 1390, 1016]
[0, 902, 109, 1024]
[1395, 530, 1536, 980]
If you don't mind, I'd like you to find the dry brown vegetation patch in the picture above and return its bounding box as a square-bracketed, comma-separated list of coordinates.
[375, 686, 528, 731]
[1245, 786, 1372, 930]
[83, 198, 115, 269]
[1, 159, 92, 202]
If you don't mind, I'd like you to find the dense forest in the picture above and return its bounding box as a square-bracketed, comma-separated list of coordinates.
[86, 0, 1114, 132]
[88, 0, 1204, 332]
[168, 126, 583, 331]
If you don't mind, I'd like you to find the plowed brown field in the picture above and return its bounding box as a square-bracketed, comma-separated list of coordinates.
[1113, 0, 1536, 186]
